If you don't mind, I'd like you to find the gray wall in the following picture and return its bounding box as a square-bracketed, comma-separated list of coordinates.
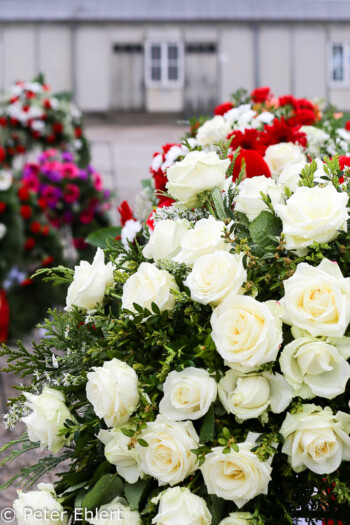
[0, 21, 348, 112]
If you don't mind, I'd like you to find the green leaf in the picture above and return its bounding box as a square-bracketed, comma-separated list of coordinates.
[199, 405, 215, 443]
[207, 495, 227, 525]
[85, 227, 122, 249]
[211, 188, 226, 221]
[81, 474, 123, 510]
[124, 479, 150, 510]
[249, 210, 282, 255]
[137, 439, 149, 447]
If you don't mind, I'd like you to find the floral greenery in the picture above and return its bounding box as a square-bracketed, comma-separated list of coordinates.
[1, 151, 350, 524]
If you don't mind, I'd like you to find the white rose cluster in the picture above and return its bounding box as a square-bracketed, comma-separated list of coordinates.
[234, 175, 283, 222]
[196, 115, 231, 148]
[152, 487, 211, 525]
[264, 142, 307, 180]
[13, 484, 68, 525]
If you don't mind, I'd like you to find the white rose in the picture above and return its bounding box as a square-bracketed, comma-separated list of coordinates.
[0, 169, 12, 190]
[184, 251, 246, 306]
[277, 162, 307, 191]
[218, 369, 293, 420]
[201, 434, 273, 508]
[143, 219, 190, 261]
[66, 247, 114, 313]
[0, 222, 7, 240]
[211, 296, 283, 372]
[264, 143, 307, 180]
[159, 367, 217, 421]
[121, 219, 142, 248]
[86, 358, 139, 428]
[88, 497, 141, 525]
[218, 513, 254, 525]
[279, 336, 350, 399]
[280, 404, 350, 474]
[281, 259, 350, 337]
[13, 483, 67, 525]
[274, 185, 348, 254]
[138, 415, 199, 486]
[152, 486, 211, 525]
[98, 427, 141, 483]
[234, 176, 283, 222]
[22, 387, 73, 454]
[173, 216, 229, 267]
[166, 150, 230, 208]
[196, 115, 231, 148]
[122, 262, 178, 313]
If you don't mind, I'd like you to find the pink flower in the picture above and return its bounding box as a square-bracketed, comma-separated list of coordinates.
[64, 183, 80, 203]
[92, 172, 103, 191]
[61, 162, 79, 179]
[80, 209, 94, 224]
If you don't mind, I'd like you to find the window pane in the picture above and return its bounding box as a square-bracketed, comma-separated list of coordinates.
[168, 66, 178, 80]
[168, 45, 178, 60]
[332, 44, 344, 81]
[151, 45, 161, 60]
[151, 66, 161, 81]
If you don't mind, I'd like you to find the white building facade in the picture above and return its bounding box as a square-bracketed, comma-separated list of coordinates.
[0, 0, 350, 112]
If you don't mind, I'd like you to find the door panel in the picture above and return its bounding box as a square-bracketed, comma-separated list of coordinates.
[184, 43, 218, 114]
[111, 44, 144, 111]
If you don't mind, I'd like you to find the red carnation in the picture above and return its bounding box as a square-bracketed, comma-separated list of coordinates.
[20, 205, 32, 220]
[41, 255, 54, 267]
[74, 127, 82, 138]
[16, 144, 26, 154]
[52, 122, 63, 134]
[30, 221, 41, 234]
[117, 200, 134, 226]
[214, 101, 234, 116]
[21, 278, 33, 286]
[24, 237, 35, 250]
[338, 156, 350, 171]
[251, 86, 271, 104]
[38, 198, 47, 210]
[0, 117, 7, 127]
[231, 149, 271, 182]
[41, 225, 50, 236]
[345, 121, 350, 132]
[0, 202, 6, 214]
[278, 95, 297, 108]
[46, 134, 55, 143]
[288, 109, 316, 127]
[18, 187, 30, 201]
[43, 99, 51, 109]
[227, 129, 262, 153]
[259, 117, 307, 149]
[0, 146, 5, 163]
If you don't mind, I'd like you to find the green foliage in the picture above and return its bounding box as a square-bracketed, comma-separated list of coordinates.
[85, 226, 122, 249]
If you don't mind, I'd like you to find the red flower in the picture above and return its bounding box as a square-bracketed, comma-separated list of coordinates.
[30, 221, 41, 234]
[80, 209, 94, 224]
[146, 198, 173, 231]
[259, 117, 307, 149]
[52, 122, 63, 134]
[21, 278, 33, 286]
[231, 149, 271, 181]
[251, 86, 271, 104]
[46, 134, 56, 143]
[64, 184, 80, 203]
[73, 237, 90, 250]
[24, 237, 35, 250]
[227, 129, 262, 152]
[0, 147, 5, 163]
[117, 200, 134, 226]
[16, 144, 26, 154]
[288, 109, 316, 127]
[75, 127, 82, 138]
[214, 101, 234, 116]
[0, 289, 10, 343]
[41, 255, 54, 266]
[0, 117, 7, 127]
[338, 156, 350, 171]
[0, 202, 6, 214]
[38, 197, 48, 210]
[345, 121, 350, 132]
[20, 205, 32, 220]
[278, 95, 297, 108]
[18, 186, 30, 201]
[43, 99, 51, 109]
[25, 91, 36, 100]
[41, 225, 50, 236]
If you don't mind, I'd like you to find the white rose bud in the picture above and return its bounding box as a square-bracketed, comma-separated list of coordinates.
[66, 247, 114, 313]
[86, 358, 139, 428]
[185, 251, 247, 306]
[87, 497, 141, 525]
[22, 387, 73, 454]
[280, 336, 350, 399]
[174, 216, 229, 267]
[281, 404, 350, 474]
[264, 142, 307, 180]
[98, 427, 141, 483]
[143, 219, 190, 261]
[201, 434, 273, 508]
[196, 115, 231, 148]
[138, 415, 199, 486]
[218, 513, 254, 525]
[218, 369, 293, 420]
[159, 367, 217, 421]
[274, 185, 348, 255]
[0, 169, 12, 190]
[122, 262, 178, 313]
[166, 150, 230, 208]
[0, 222, 7, 240]
[235, 176, 283, 222]
[152, 486, 211, 525]
[281, 259, 350, 337]
[211, 296, 283, 372]
[13, 483, 67, 525]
